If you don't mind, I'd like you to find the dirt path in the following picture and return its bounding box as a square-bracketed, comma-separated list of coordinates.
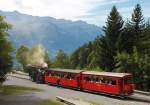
[2, 76, 150, 105]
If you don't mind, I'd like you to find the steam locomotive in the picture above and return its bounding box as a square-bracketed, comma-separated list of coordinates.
[26, 64, 47, 83]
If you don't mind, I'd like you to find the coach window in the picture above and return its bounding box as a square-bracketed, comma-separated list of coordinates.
[100, 77, 105, 83]
[90, 76, 94, 82]
[95, 76, 99, 83]
[60, 73, 65, 78]
[65, 74, 68, 79]
[50, 72, 54, 76]
[104, 79, 109, 84]
[55, 72, 61, 78]
[90, 76, 93, 82]
[85, 76, 93, 82]
[54, 73, 57, 77]
[51, 72, 56, 76]
[85, 76, 90, 81]
[48, 73, 52, 76]
[65, 73, 74, 79]
[58, 73, 61, 77]
[69, 74, 75, 80]
[53, 73, 56, 77]
[97, 77, 102, 83]
[111, 80, 116, 85]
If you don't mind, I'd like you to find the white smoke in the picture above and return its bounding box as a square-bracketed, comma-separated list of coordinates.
[26, 44, 48, 68]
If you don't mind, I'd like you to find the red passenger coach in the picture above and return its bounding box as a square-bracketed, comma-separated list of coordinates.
[45, 69, 83, 88]
[81, 71, 134, 97]
[44, 69, 134, 97]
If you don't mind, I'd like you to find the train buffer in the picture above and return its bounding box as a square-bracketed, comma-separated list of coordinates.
[56, 96, 92, 105]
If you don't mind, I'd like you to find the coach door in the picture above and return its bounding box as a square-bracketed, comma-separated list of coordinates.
[117, 78, 124, 95]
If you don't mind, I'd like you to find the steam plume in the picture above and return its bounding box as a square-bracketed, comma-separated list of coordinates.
[26, 44, 48, 68]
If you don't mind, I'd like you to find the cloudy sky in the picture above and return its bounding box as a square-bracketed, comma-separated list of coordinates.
[0, 0, 149, 26]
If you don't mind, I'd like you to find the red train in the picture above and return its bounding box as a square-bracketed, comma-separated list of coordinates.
[44, 69, 135, 97]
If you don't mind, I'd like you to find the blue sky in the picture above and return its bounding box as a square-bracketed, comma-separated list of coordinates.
[82, 0, 150, 26]
[0, 0, 149, 26]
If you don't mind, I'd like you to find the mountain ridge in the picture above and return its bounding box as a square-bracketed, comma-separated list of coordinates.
[0, 10, 102, 57]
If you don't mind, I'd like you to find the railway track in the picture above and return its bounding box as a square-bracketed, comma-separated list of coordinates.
[5, 75, 150, 105]
[9, 73, 150, 96]
[128, 94, 150, 104]
[134, 90, 150, 96]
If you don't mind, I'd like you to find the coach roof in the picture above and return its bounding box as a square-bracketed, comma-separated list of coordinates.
[47, 68, 83, 73]
[83, 71, 132, 78]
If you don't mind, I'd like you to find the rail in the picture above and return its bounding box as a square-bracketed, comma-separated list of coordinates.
[134, 90, 150, 96]
[12, 70, 29, 76]
[8, 73, 30, 80]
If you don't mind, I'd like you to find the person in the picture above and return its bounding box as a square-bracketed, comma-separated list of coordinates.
[85, 76, 89, 81]
[96, 77, 99, 83]
[111, 80, 116, 85]
[108, 80, 112, 85]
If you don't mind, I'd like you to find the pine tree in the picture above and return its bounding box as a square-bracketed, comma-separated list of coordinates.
[143, 20, 150, 55]
[129, 4, 146, 53]
[99, 6, 124, 71]
[118, 20, 135, 54]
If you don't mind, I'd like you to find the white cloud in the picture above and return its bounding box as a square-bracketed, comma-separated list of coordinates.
[0, 0, 99, 19]
[0, 0, 130, 25]
[0, 0, 18, 11]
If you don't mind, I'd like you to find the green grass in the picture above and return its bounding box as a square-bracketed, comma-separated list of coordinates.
[0, 85, 42, 96]
[91, 102, 101, 105]
[89, 101, 101, 105]
[39, 100, 63, 105]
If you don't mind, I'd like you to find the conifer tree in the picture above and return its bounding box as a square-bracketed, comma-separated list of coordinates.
[129, 4, 145, 52]
[99, 6, 124, 71]
[118, 20, 134, 54]
[143, 20, 150, 55]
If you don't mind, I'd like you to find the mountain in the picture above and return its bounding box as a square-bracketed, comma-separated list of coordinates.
[0, 10, 102, 57]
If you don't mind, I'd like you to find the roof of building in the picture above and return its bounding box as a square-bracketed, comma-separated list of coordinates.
[47, 68, 83, 73]
[82, 71, 132, 78]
